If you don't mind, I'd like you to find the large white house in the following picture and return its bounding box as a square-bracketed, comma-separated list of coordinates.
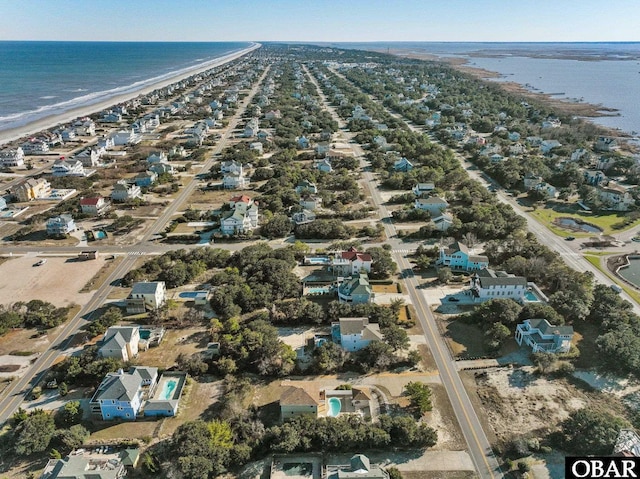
[414, 196, 449, 215]
[469, 268, 528, 302]
[0, 148, 25, 167]
[333, 317, 382, 352]
[515, 318, 574, 353]
[80, 196, 108, 216]
[99, 326, 141, 361]
[111, 180, 142, 202]
[437, 241, 489, 271]
[223, 171, 249, 189]
[51, 159, 87, 177]
[220, 200, 258, 235]
[126, 281, 166, 314]
[332, 247, 373, 276]
[597, 184, 634, 211]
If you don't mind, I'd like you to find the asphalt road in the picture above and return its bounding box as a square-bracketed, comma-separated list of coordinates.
[309, 66, 503, 478]
[0, 56, 269, 426]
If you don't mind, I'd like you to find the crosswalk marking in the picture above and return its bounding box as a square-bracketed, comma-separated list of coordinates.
[127, 251, 146, 256]
[392, 249, 416, 254]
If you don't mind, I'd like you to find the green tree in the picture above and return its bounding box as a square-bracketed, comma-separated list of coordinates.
[261, 214, 292, 238]
[56, 424, 90, 452]
[437, 267, 453, 284]
[404, 381, 433, 416]
[382, 324, 410, 351]
[55, 400, 83, 428]
[560, 409, 628, 455]
[14, 409, 56, 455]
[366, 247, 398, 279]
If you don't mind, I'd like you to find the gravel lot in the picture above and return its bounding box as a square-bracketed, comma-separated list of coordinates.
[0, 255, 105, 307]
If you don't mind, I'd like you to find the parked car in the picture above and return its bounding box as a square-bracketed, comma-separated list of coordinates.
[448, 297, 460, 302]
[565, 236, 575, 241]
[34, 259, 47, 266]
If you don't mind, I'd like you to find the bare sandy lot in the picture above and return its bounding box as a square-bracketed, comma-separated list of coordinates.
[0, 255, 106, 307]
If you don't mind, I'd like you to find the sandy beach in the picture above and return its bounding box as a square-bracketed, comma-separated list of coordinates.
[0, 43, 261, 146]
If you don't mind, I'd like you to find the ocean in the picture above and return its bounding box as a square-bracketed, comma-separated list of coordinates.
[336, 42, 640, 137]
[0, 41, 251, 133]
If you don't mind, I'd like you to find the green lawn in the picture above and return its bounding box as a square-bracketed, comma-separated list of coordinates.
[530, 206, 640, 236]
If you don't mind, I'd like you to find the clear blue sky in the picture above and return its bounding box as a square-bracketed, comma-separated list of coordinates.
[1, 0, 638, 42]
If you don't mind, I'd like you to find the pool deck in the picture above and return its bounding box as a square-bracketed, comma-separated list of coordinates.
[151, 372, 186, 402]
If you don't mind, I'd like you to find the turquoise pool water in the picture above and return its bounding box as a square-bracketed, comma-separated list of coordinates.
[307, 257, 330, 264]
[524, 291, 538, 301]
[307, 286, 331, 294]
[327, 397, 341, 417]
[94, 230, 107, 239]
[160, 379, 178, 400]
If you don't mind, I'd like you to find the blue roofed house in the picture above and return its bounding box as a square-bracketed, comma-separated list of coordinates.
[89, 367, 158, 421]
[393, 157, 414, 172]
[46, 214, 76, 236]
[515, 318, 574, 353]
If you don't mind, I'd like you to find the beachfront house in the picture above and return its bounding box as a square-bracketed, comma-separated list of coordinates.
[89, 367, 158, 420]
[333, 317, 382, 352]
[126, 281, 166, 314]
[515, 318, 574, 353]
[337, 273, 374, 304]
[21, 139, 49, 155]
[469, 268, 528, 302]
[99, 326, 141, 362]
[437, 241, 489, 271]
[80, 196, 110, 216]
[11, 178, 51, 202]
[46, 214, 76, 236]
[280, 386, 318, 421]
[0, 148, 25, 167]
[414, 196, 449, 215]
[111, 180, 142, 202]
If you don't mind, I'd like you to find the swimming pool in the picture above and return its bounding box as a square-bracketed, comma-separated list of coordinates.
[307, 286, 332, 294]
[524, 291, 540, 302]
[94, 230, 107, 239]
[327, 397, 341, 417]
[306, 257, 330, 265]
[159, 379, 178, 400]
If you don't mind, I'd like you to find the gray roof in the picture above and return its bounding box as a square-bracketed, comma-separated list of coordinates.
[280, 386, 317, 406]
[130, 281, 163, 295]
[93, 367, 156, 403]
[444, 241, 469, 255]
[45, 455, 125, 479]
[100, 331, 127, 352]
[339, 317, 369, 336]
[104, 326, 138, 344]
[527, 318, 574, 336]
[145, 399, 178, 410]
[475, 268, 526, 287]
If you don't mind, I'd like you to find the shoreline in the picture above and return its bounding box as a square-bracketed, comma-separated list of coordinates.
[376, 48, 625, 124]
[0, 43, 261, 146]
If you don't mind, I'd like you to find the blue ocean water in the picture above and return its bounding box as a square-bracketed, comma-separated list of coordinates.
[335, 42, 640, 136]
[0, 41, 250, 132]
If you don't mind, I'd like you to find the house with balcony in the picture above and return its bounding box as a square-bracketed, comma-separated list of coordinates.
[337, 273, 374, 304]
[412, 183, 435, 196]
[332, 247, 373, 276]
[11, 178, 51, 202]
[147, 151, 168, 164]
[515, 318, 574, 353]
[469, 268, 528, 302]
[432, 213, 454, 232]
[40, 452, 130, 479]
[46, 214, 76, 236]
[52, 159, 87, 177]
[89, 367, 158, 421]
[326, 455, 389, 479]
[75, 148, 104, 167]
[597, 184, 634, 211]
[0, 147, 25, 167]
[21, 139, 49, 155]
[393, 157, 414, 172]
[111, 180, 141, 202]
[437, 241, 489, 271]
[292, 209, 316, 225]
[220, 201, 258, 235]
[332, 317, 382, 352]
[99, 326, 140, 362]
[79, 196, 110, 216]
[220, 160, 243, 175]
[223, 171, 249, 189]
[134, 171, 158, 187]
[126, 281, 166, 314]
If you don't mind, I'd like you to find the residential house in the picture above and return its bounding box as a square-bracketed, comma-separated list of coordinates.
[523, 173, 544, 190]
[134, 171, 158, 187]
[337, 273, 374, 304]
[80, 196, 110, 216]
[46, 214, 76, 236]
[98, 136, 115, 151]
[0, 197, 6, 210]
[533, 182, 559, 198]
[280, 386, 318, 421]
[299, 195, 322, 211]
[469, 268, 528, 302]
[99, 326, 140, 361]
[584, 169, 607, 186]
[257, 129, 271, 141]
[109, 129, 141, 146]
[111, 180, 141, 202]
[295, 180, 318, 195]
[296, 136, 310, 149]
[315, 142, 330, 157]
[0, 148, 25, 167]
[490, 153, 504, 163]
[437, 241, 489, 271]
[508, 131, 521, 141]
[11, 178, 51, 202]
[414, 196, 449, 215]
[412, 183, 435, 196]
[333, 317, 382, 352]
[243, 118, 259, 138]
[220, 201, 258, 235]
[149, 162, 174, 176]
[126, 281, 166, 314]
[393, 157, 414, 172]
[315, 159, 333, 173]
[540, 140, 561, 154]
[101, 111, 122, 123]
[249, 142, 263, 154]
[432, 213, 454, 232]
[51, 159, 86, 177]
[169, 145, 187, 158]
[75, 148, 103, 167]
[598, 184, 634, 211]
[542, 118, 561, 129]
[515, 318, 574, 353]
[228, 194, 253, 209]
[146, 151, 168, 164]
[326, 455, 389, 479]
[265, 109, 281, 120]
[74, 118, 96, 136]
[89, 367, 158, 420]
[40, 453, 129, 479]
[220, 160, 243, 174]
[332, 247, 373, 276]
[571, 148, 592, 163]
[60, 128, 76, 142]
[21, 139, 49, 155]
[292, 209, 316, 225]
[223, 171, 249, 189]
[595, 136, 619, 152]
